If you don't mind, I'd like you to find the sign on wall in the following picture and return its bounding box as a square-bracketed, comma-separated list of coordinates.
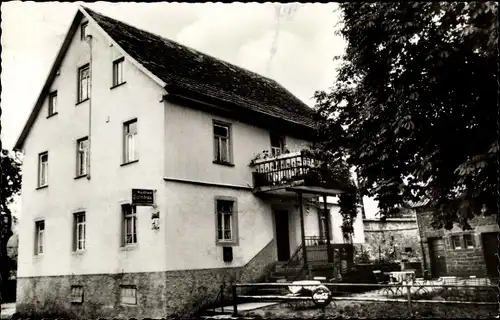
[132, 189, 155, 206]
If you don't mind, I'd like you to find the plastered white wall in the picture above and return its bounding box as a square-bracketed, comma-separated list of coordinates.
[17, 17, 167, 277]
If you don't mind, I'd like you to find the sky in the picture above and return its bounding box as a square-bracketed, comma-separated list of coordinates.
[1, 2, 378, 218]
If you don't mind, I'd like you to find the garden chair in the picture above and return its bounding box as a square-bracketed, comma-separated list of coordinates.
[373, 270, 394, 296]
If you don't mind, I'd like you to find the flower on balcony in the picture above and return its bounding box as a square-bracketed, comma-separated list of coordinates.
[249, 150, 271, 166]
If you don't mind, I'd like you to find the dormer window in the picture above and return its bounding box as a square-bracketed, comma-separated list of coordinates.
[81, 22, 88, 41]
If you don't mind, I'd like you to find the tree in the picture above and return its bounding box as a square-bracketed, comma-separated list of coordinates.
[314, 2, 498, 230]
[0, 149, 22, 298]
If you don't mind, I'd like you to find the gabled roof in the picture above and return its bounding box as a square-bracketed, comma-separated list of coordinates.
[83, 7, 316, 127]
[14, 6, 317, 150]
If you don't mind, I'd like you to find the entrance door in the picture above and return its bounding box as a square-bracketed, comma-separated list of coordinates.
[275, 210, 291, 261]
[429, 238, 447, 278]
[482, 232, 499, 277]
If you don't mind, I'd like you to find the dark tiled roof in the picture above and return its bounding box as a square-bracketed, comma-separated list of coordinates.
[84, 7, 317, 128]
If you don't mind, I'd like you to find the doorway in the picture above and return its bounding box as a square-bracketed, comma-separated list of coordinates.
[429, 237, 447, 278]
[481, 232, 499, 277]
[275, 210, 291, 262]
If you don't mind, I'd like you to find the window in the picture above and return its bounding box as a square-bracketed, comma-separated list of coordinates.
[78, 64, 90, 102]
[405, 247, 413, 253]
[120, 286, 137, 305]
[48, 91, 57, 116]
[270, 133, 285, 157]
[73, 212, 86, 251]
[76, 137, 89, 177]
[80, 22, 88, 41]
[464, 234, 475, 248]
[113, 57, 125, 86]
[451, 235, 462, 249]
[71, 286, 84, 304]
[38, 152, 48, 187]
[123, 119, 138, 163]
[35, 220, 45, 255]
[122, 204, 137, 245]
[216, 199, 236, 244]
[213, 122, 231, 164]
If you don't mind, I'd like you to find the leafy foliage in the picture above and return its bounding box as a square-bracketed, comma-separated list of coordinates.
[302, 148, 359, 241]
[0, 149, 22, 287]
[1, 150, 22, 206]
[314, 2, 498, 229]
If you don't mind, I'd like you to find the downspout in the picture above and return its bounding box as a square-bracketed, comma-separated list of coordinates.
[86, 34, 93, 180]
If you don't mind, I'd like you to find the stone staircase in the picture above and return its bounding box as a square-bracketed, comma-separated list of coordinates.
[266, 262, 307, 282]
[240, 262, 307, 296]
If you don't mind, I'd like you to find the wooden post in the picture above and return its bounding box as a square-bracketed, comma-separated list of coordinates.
[323, 195, 333, 263]
[221, 284, 224, 313]
[298, 192, 308, 278]
[232, 285, 238, 316]
[406, 284, 412, 315]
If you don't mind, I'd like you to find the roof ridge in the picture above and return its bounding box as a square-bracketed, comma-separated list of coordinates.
[81, 6, 283, 88]
[81, 5, 317, 129]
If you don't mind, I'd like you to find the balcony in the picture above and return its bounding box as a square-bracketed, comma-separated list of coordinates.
[250, 150, 319, 194]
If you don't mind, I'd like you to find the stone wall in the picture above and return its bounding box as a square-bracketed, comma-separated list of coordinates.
[416, 210, 499, 277]
[16, 240, 276, 319]
[361, 219, 421, 263]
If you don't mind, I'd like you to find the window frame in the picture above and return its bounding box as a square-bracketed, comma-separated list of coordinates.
[48, 91, 58, 117]
[270, 133, 285, 157]
[451, 235, 462, 250]
[73, 212, 86, 252]
[80, 22, 88, 41]
[34, 220, 45, 255]
[123, 119, 138, 164]
[122, 204, 137, 246]
[38, 152, 49, 188]
[463, 233, 475, 249]
[76, 137, 89, 177]
[71, 285, 84, 304]
[214, 196, 239, 246]
[213, 121, 233, 165]
[120, 285, 137, 305]
[112, 57, 125, 87]
[77, 64, 90, 103]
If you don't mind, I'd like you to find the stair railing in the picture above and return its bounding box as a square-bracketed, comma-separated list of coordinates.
[211, 284, 224, 313]
[282, 242, 305, 277]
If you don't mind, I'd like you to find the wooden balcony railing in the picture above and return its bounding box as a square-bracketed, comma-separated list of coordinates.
[250, 151, 318, 189]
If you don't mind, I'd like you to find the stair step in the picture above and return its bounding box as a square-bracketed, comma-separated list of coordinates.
[274, 265, 302, 272]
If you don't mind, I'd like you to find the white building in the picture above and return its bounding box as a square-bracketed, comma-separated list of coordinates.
[14, 6, 364, 318]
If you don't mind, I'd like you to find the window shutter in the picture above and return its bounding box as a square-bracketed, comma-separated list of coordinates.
[73, 214, 77, 251]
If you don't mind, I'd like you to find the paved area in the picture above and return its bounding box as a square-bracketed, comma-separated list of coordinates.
[1, 303, 16, 320]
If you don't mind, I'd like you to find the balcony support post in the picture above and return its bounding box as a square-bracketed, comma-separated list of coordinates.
[298, 192, 310, 279]
[323, 195, 334, 264]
